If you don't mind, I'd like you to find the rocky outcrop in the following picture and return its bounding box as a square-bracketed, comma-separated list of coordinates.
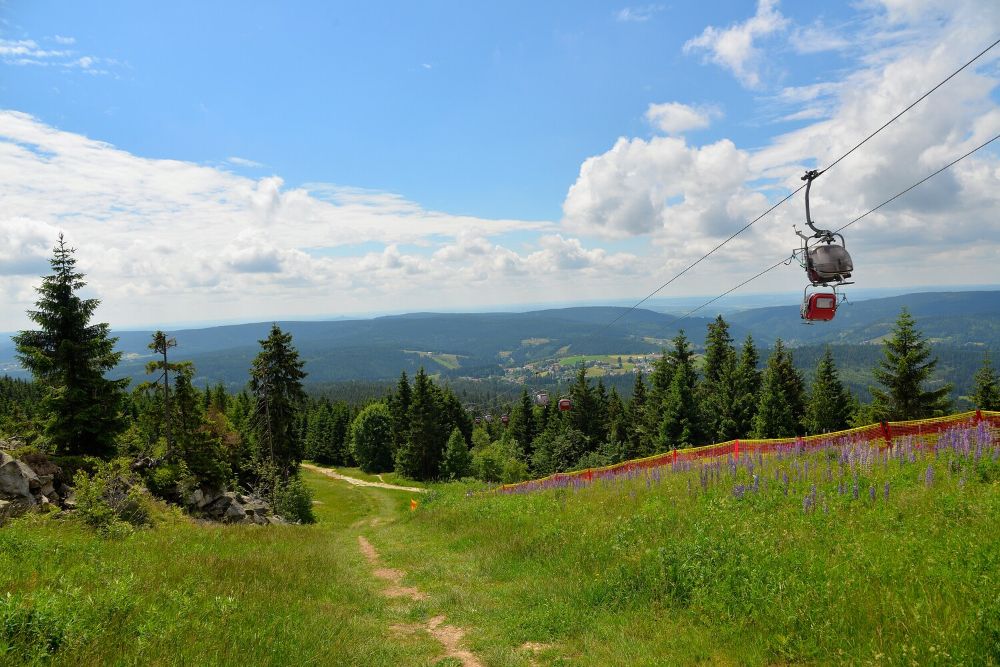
[189, 488, 287, 525]
[0, 451, 66, 518]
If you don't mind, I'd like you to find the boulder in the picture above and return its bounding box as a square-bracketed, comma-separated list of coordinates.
[37, 474, 56, 498]
[0, 452, 37, 506]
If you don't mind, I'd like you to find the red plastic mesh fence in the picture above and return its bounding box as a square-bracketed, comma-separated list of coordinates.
[495, 410, 999, 495]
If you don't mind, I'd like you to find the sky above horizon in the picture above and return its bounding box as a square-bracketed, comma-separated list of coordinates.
[1, 0, 999, 330]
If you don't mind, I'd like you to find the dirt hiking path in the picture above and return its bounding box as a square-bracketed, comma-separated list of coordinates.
[302, 464, 426, 493]
[357, 536, 484, 667]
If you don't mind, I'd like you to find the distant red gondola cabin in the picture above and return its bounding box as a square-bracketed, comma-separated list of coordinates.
[801, 292, 837, 321]
[558, 397, 572, 411]
[501, 414, 510, 425]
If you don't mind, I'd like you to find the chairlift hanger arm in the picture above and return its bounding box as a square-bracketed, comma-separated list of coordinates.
[800, 169, 829, 237]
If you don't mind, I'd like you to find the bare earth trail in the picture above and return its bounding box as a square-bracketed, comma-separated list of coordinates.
[302, 463, 427, 493]
[306, 465, 487, 666]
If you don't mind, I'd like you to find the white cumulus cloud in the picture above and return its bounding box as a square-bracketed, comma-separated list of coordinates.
[683, 0, 789, 89]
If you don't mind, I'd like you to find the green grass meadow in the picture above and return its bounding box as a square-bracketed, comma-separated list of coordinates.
[3, 439, 999, 665]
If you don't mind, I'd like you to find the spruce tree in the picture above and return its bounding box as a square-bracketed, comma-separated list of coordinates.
[700, 316, 737, 441]
[249, 324, 307, 476]
[971, 351, 1000, 411]
[751, 340, 798, 438]
[871, 308, 952, 420]
[171, 363, 229, 488]
[625, 371, 649, 458]
[508, 389, 537, 457]
[329, 401, 353, 465]
[659, 331, 703, 450]
[396, 367, 446, 480]
[776, 342, 807, 436]
[645, 350, 674, 446]
[605, 387, 626, 445]
[14, 235, 126, 457]
[805, 347, 853, 434]
[568, 366, 597, 449]
[144, 331, 183, 453]
[442, 427, 472, 480]
[305, 402, 335, 463]
[388, 372, 412, 456]
[729, 335, 761, 438]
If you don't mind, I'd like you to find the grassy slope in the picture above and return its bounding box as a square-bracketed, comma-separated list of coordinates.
[0, 476, 440, 666]
[3, 445, 999, 666]
[367, 445, 1000, 665]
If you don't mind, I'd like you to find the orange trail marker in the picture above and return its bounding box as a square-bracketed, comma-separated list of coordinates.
[410, 498, 418, 511]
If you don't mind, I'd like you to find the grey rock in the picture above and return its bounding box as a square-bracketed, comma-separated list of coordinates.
[222, 501, 247, 523]
[0, 452, 37, 505]
[38, 474, 55, 498]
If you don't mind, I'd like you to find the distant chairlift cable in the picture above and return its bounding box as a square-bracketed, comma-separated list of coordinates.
[673, 133, 1000, 322]
[602, 35, 1000, 331]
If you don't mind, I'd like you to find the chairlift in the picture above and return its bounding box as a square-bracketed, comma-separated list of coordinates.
[501, 413, 510, 425]
[557, 397, 572, 412]
[800, 288, 840, 322]
[534, 391, 549, 407]
[794, 170, 854, 322]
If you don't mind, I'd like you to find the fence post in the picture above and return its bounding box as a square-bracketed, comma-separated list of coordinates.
[672, 449, 678, 466]
[881, 421, 892, 448]
[734, 439, 740, 460]
[975, 409, 983, 424]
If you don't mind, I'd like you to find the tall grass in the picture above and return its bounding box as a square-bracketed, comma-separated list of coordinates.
[372, 424, 1000, 665]
[0, 476, 439, 666]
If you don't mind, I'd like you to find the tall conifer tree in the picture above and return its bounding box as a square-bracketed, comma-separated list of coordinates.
[659, 331, 703, 449]
[249, 324, 307, 476]
[625, 372, 649, 458]
[805, 347, 853, 434]
[751, 340, 798, 438]
[14, 235, 126, 457]
[700, 316, 737, 441]
[971, 351, 1000, 411]
[871, 308, 952, 420]
[396, 367, 446, 480]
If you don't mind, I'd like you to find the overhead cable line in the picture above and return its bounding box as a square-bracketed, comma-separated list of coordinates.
[603, 35, 1000, 331]
[673, 133, 1000, 322]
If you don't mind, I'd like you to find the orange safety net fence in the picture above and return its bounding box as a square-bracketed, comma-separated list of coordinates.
[495, 410, 1000, 495]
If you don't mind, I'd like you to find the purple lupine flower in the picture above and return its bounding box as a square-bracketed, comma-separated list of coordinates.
[752, 474, 760, 494]
[883, 481, 890, 500]
[924, 464, 934, 488]
[869, 486, 876, 502]
[852, 478, 859, 500]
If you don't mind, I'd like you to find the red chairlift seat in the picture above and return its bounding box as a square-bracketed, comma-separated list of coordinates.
[801, 292, 838, 321]
[557, 397, 572, 412]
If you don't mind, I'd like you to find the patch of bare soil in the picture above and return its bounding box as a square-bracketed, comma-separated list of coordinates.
[356, 535, 481, 666]
[427, 615, 485, 667]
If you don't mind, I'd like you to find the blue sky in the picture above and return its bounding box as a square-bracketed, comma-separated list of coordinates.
[1, 1, 998, 328]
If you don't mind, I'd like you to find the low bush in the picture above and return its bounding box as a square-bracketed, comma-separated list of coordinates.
[73, 458, 151, 536]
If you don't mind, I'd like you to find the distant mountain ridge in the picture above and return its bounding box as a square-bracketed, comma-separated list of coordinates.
[2, 292, 998, 398]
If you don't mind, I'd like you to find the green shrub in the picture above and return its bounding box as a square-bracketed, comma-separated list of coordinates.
[272, 475, 315, 524]
[143, 461, 196, 502]
[73, 458, 151, 536]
